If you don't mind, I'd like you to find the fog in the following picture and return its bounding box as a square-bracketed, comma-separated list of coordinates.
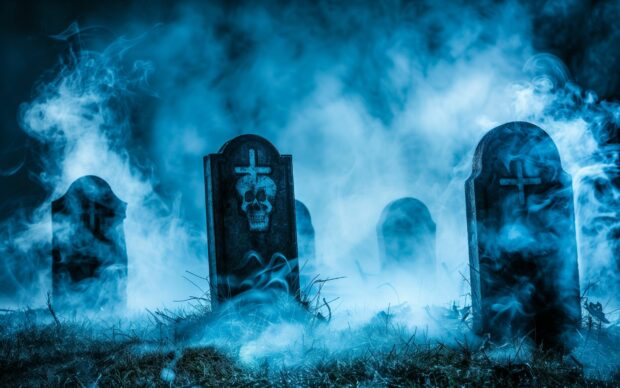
[1, 0, 619, 368]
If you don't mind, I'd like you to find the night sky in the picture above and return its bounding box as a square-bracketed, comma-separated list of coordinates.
[1, 0, 619, 310]
[2, 1, 619, 223]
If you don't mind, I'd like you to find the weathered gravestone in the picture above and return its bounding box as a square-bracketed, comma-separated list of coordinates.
[377, 197, 436, 272]
[296, 200, 316, 290]
[577, 144, 620, 303]
[465, 121, 581, 349]
[52, 175, 128, 311]
[204, 134, 300, 306]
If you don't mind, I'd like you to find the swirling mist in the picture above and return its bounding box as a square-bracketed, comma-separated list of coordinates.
[1, 0, 619, 368]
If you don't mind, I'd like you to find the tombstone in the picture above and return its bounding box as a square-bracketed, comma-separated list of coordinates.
[52, 175, 128, 311]
[577, 144, 620, 303]
[295, 200, 316, 290]
[465, 121, 581, 349]
[204, 134, 300, 306]
[377, 197, 436, 272]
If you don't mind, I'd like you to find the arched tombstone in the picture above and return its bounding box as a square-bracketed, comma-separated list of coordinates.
[465, 121, 581, 350]
[295, 200, 316, 291]
[51, 175, 128, 312]
[204, 134, 300, 306]
[377, 197, 436, 272]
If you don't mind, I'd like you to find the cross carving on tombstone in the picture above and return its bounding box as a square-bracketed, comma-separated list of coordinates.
[466, 122, 581, 350]
[234, 149, 272, 180]
[499, 160, 542, 205]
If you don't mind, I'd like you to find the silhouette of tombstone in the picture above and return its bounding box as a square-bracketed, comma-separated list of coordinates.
[204, 134, 300, 306]
[377, 197, 436, 272]
[465, 121, 581, 349]
[577, 144, 620, 301]
[51, 175, 128, 311]
[295, 200, 316, 290]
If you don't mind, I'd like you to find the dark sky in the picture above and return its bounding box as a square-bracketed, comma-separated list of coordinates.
[0, 0, 174, 219]
[1, 0, 619, 223]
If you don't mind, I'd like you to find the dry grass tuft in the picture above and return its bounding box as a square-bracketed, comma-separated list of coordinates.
[0, 303, 619, 387]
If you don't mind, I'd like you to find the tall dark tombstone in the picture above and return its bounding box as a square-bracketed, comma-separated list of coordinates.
[577, 144, 620, 302]
[52, 175, 128, 311]
[295, 200, 316, 290]
[377, 197, 436, 272]
[204, 134, 300, 306]
[465, 121, 581, 349]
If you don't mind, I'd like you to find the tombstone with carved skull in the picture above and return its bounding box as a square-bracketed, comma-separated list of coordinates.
[204, 134, 300, 306]
[235, 154, 277, 232]
[465, 121, 581, 351]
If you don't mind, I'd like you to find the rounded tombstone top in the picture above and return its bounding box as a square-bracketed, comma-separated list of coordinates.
[218, 134, 281, 157]
[295, 199, 314, 234]
[295, 200, 312, 221]
[53, 175, 126, 214]
[379, 197, 436, 233]
[471, 121, 564, 178]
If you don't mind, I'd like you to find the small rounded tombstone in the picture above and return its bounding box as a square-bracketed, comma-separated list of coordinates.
[51, 175, 128, 312]
[465, 121, 581, 350]
[295, 199, 316, 291]
[377, 197, 436, 272]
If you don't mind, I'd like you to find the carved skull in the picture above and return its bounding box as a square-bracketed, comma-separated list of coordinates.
[236, 175, 276, 231]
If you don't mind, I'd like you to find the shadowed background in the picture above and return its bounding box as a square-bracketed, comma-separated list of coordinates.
[0, 0, 618, 313]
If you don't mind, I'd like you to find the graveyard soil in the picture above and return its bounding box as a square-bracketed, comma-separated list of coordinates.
[1, 311, 618, 387]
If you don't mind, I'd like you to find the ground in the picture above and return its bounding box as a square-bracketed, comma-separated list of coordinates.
[1, 304, 618, 387]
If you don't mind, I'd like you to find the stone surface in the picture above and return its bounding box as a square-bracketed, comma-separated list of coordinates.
[377, 197, 436, 272]
[465, 121, 581, 349]
[204, 134, 300, 306]
[577, 145, 620, 306]
[295, 200, 316, 291]
[51, 175, 127, 311]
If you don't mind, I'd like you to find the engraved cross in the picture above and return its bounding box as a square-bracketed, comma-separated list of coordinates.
[234, 149, 271, 181]
[499, 160, 542, 205]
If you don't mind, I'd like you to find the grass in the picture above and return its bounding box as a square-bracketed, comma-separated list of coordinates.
[0, 303, 618, 387]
